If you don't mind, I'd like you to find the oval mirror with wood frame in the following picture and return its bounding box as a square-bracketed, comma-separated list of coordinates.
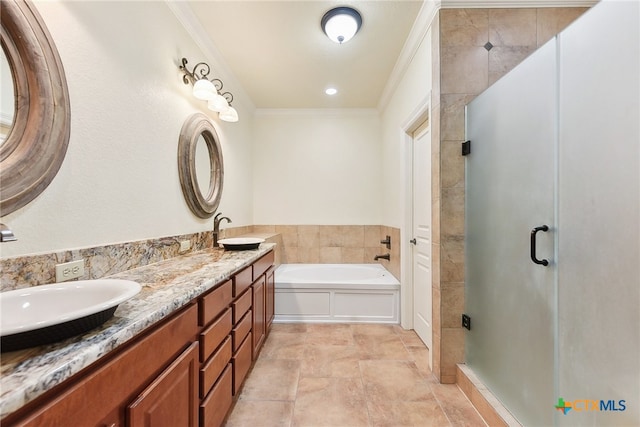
[178, 113, 224, 218]
[0, 0, 71, 216]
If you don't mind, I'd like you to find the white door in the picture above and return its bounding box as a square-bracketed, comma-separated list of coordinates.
[411, 121, 432, 350]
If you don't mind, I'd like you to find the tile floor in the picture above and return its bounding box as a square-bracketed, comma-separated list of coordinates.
[224, 323, 487, 427]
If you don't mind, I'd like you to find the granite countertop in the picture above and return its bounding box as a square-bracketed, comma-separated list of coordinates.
[0, 243, 275, 419]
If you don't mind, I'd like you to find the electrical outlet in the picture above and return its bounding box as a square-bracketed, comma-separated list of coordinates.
[179, 240, 191, 253]
[56, 259, 85, 282]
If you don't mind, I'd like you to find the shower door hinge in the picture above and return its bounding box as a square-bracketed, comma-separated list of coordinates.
[462, 140, 471, 156]
[462, 314, 471, 330]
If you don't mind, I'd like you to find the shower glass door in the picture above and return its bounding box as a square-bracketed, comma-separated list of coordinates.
[465, 40, 558, 426]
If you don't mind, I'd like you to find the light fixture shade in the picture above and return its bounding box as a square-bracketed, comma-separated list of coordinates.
[219, 106, 239, 122]
[207, 93, 229, 112]
[321, 7, 362, 44]
[192, 78, 216, 100]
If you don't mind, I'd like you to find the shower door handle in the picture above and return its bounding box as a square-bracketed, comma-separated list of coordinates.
[530, 225, 549, 266]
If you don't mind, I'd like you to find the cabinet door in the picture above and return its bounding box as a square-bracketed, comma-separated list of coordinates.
[265, 267, 275, 331]
[252, 276, 266, 358]
[128, 342, 199, 427]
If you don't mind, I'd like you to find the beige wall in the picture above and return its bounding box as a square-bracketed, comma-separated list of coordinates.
[252, 110, 383, 226]
[432, 6, 588, 384]
[0, 1, 255, 259]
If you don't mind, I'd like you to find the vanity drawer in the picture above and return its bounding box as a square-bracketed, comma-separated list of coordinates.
[232, 310, 252, 352]
[232, 333, 252, 396]
[253, 250, 275, 280]
[199, 280, 232, 327]
[232, 289, 252, 324]
[233, 265, 253, 297]
[200, 363, 232, 427]
[200, 336, 232, 399]
[199, 308, 232, 363]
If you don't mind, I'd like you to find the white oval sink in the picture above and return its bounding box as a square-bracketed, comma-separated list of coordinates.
[218, 237, 264, 250]
[0, 279, 141, 351]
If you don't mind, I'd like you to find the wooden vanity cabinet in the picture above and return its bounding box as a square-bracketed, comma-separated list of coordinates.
[2, 303, 199, 427]
[3, 250, 275, 427]
[198, 249, 275, 427]
[265, 266, 275, 332]
[128, 342, 199, 427]
[198, 280, 234, 427]
[251, 251, 275, 358]
[252, 275, 266, 358]
[230, 289, 252, 397]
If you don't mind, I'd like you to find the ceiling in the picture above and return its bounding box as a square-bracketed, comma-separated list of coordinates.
[186, 1, 424, 109]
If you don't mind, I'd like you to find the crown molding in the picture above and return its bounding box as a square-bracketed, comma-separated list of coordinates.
[378, 0, 597, 112]
[441, 0, 598, 8]
[254, 108, 379, 117]
[165, 1, 255, 113]
[377, 1, 440, 112]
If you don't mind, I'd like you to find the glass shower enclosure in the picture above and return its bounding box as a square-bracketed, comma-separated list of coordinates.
[464, 1, 639, 425]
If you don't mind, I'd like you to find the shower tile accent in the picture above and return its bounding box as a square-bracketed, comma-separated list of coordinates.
[433, 6, 589, 384]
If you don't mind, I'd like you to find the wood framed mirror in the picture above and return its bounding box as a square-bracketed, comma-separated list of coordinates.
[0, 0, 71, 215]
[178, 113, 224, 218]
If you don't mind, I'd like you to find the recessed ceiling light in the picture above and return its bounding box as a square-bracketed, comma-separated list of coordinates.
[325, 88, 338, 95]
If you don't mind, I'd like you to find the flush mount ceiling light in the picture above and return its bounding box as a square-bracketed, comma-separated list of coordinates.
[179, 58, 239, 123]
[321, 6, 362, 44]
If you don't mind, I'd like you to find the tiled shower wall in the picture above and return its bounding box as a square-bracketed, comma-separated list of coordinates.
[432, 7, 588, 383]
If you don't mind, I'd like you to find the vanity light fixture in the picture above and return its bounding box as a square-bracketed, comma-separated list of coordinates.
[321, 6, 362, 44]
[179, 58, 239, 123]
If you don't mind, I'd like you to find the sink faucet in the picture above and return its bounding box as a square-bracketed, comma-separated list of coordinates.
[213, 213, 232, 248]
[374, 254, 390, 261]
[0, 224, 17, 242]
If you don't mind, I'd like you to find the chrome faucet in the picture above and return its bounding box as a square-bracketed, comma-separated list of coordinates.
[0, 224, 17, 242]
[213, 213, 232, 247]
[374, 254, 390, 261]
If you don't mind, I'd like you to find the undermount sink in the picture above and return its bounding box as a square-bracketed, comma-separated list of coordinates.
[218, 237, 265, 251]
[0, 279, 141, 352]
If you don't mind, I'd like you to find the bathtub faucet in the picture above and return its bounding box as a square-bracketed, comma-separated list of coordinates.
[374, 254, 390, 261]
[213, 213, 232, 247]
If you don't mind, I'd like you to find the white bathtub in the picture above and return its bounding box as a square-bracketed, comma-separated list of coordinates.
[274, 264, 400, 324]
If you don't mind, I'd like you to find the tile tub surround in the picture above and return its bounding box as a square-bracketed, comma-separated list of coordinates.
[431, 6, 588, 383]
[237, 225, 402, 280]
[0, 244, 275, 419]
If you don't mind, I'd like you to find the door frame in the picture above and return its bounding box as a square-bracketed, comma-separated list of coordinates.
[400, 95, 431, 337]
